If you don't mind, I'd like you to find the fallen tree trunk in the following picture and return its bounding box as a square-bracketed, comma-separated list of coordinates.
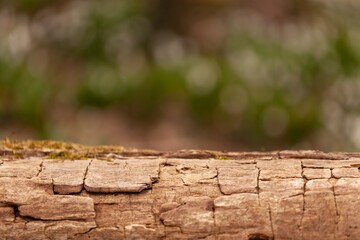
[1, 141, 360, 239]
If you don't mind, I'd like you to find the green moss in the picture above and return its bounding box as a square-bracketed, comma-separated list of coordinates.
[0, 139, 127, 152]
[0, 139, 128, 161]
[215, 155, 229, 160]
[46, 151, 91, 160]
[204, 150, 229, 160]
[1, 139, 78, 150]
[0, 139, 163, 162]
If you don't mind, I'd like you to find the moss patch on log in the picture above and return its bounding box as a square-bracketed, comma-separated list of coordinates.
[0, 139, 160, 160]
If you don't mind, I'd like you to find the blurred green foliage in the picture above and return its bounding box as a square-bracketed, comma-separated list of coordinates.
[0, 0, 360, 150]
[0, 59, 50, 133]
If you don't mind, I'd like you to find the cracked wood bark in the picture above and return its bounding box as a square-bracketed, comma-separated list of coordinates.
[1, 145, 360, 239]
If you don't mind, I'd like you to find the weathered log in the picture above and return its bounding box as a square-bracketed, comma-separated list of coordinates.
[1, 141, 360, 239]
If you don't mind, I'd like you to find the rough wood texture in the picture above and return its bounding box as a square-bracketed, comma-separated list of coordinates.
[1, 142, 360, 239]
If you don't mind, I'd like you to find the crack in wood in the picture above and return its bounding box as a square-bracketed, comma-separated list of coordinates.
[255, 161, 261, 206]
[299, 160, 306, 239]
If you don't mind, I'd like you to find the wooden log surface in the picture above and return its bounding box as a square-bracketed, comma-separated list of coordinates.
[1, 141, 360, 239]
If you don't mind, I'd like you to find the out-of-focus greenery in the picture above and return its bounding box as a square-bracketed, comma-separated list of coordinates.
[0, 0, 360, 150]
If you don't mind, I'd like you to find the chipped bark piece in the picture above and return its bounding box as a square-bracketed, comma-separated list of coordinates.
[188, 183, 222, 198]
[95, 204, 155, 228]
[0, 177, 53, 205]
[95, 205, 131, 228]
[37, 159, 91, 194]
[260, 178, 304, 194]
[258, 159, 302, 179]
[152, 185, 191, 204]
[214, 193, 258, 208]
[84, 159, 161, 193]
[217, 167, 258, 194]
[175, 163, 217, 186]
[156, 163, 187, 187]
[125, 224, 165, 239]
[0, 207, 15, 222]
[305, 179, 333, 192]
[334, 178, 360, 195]
[94, 192, 156, 227]
[0, 158, 42, 178]
[18, 195, 95, 220]
[214, 193, 273, 238]
[160, 196, 215, 236]
[332, 167, 360, 178]
[303, 168, 331, 179]
[125, 158, 165, 182]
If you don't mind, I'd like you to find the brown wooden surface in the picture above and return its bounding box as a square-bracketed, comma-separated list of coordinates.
[1, 142, 360, 239]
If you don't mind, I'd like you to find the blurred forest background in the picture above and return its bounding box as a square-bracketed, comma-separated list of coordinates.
[0, 0, 360, 151]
